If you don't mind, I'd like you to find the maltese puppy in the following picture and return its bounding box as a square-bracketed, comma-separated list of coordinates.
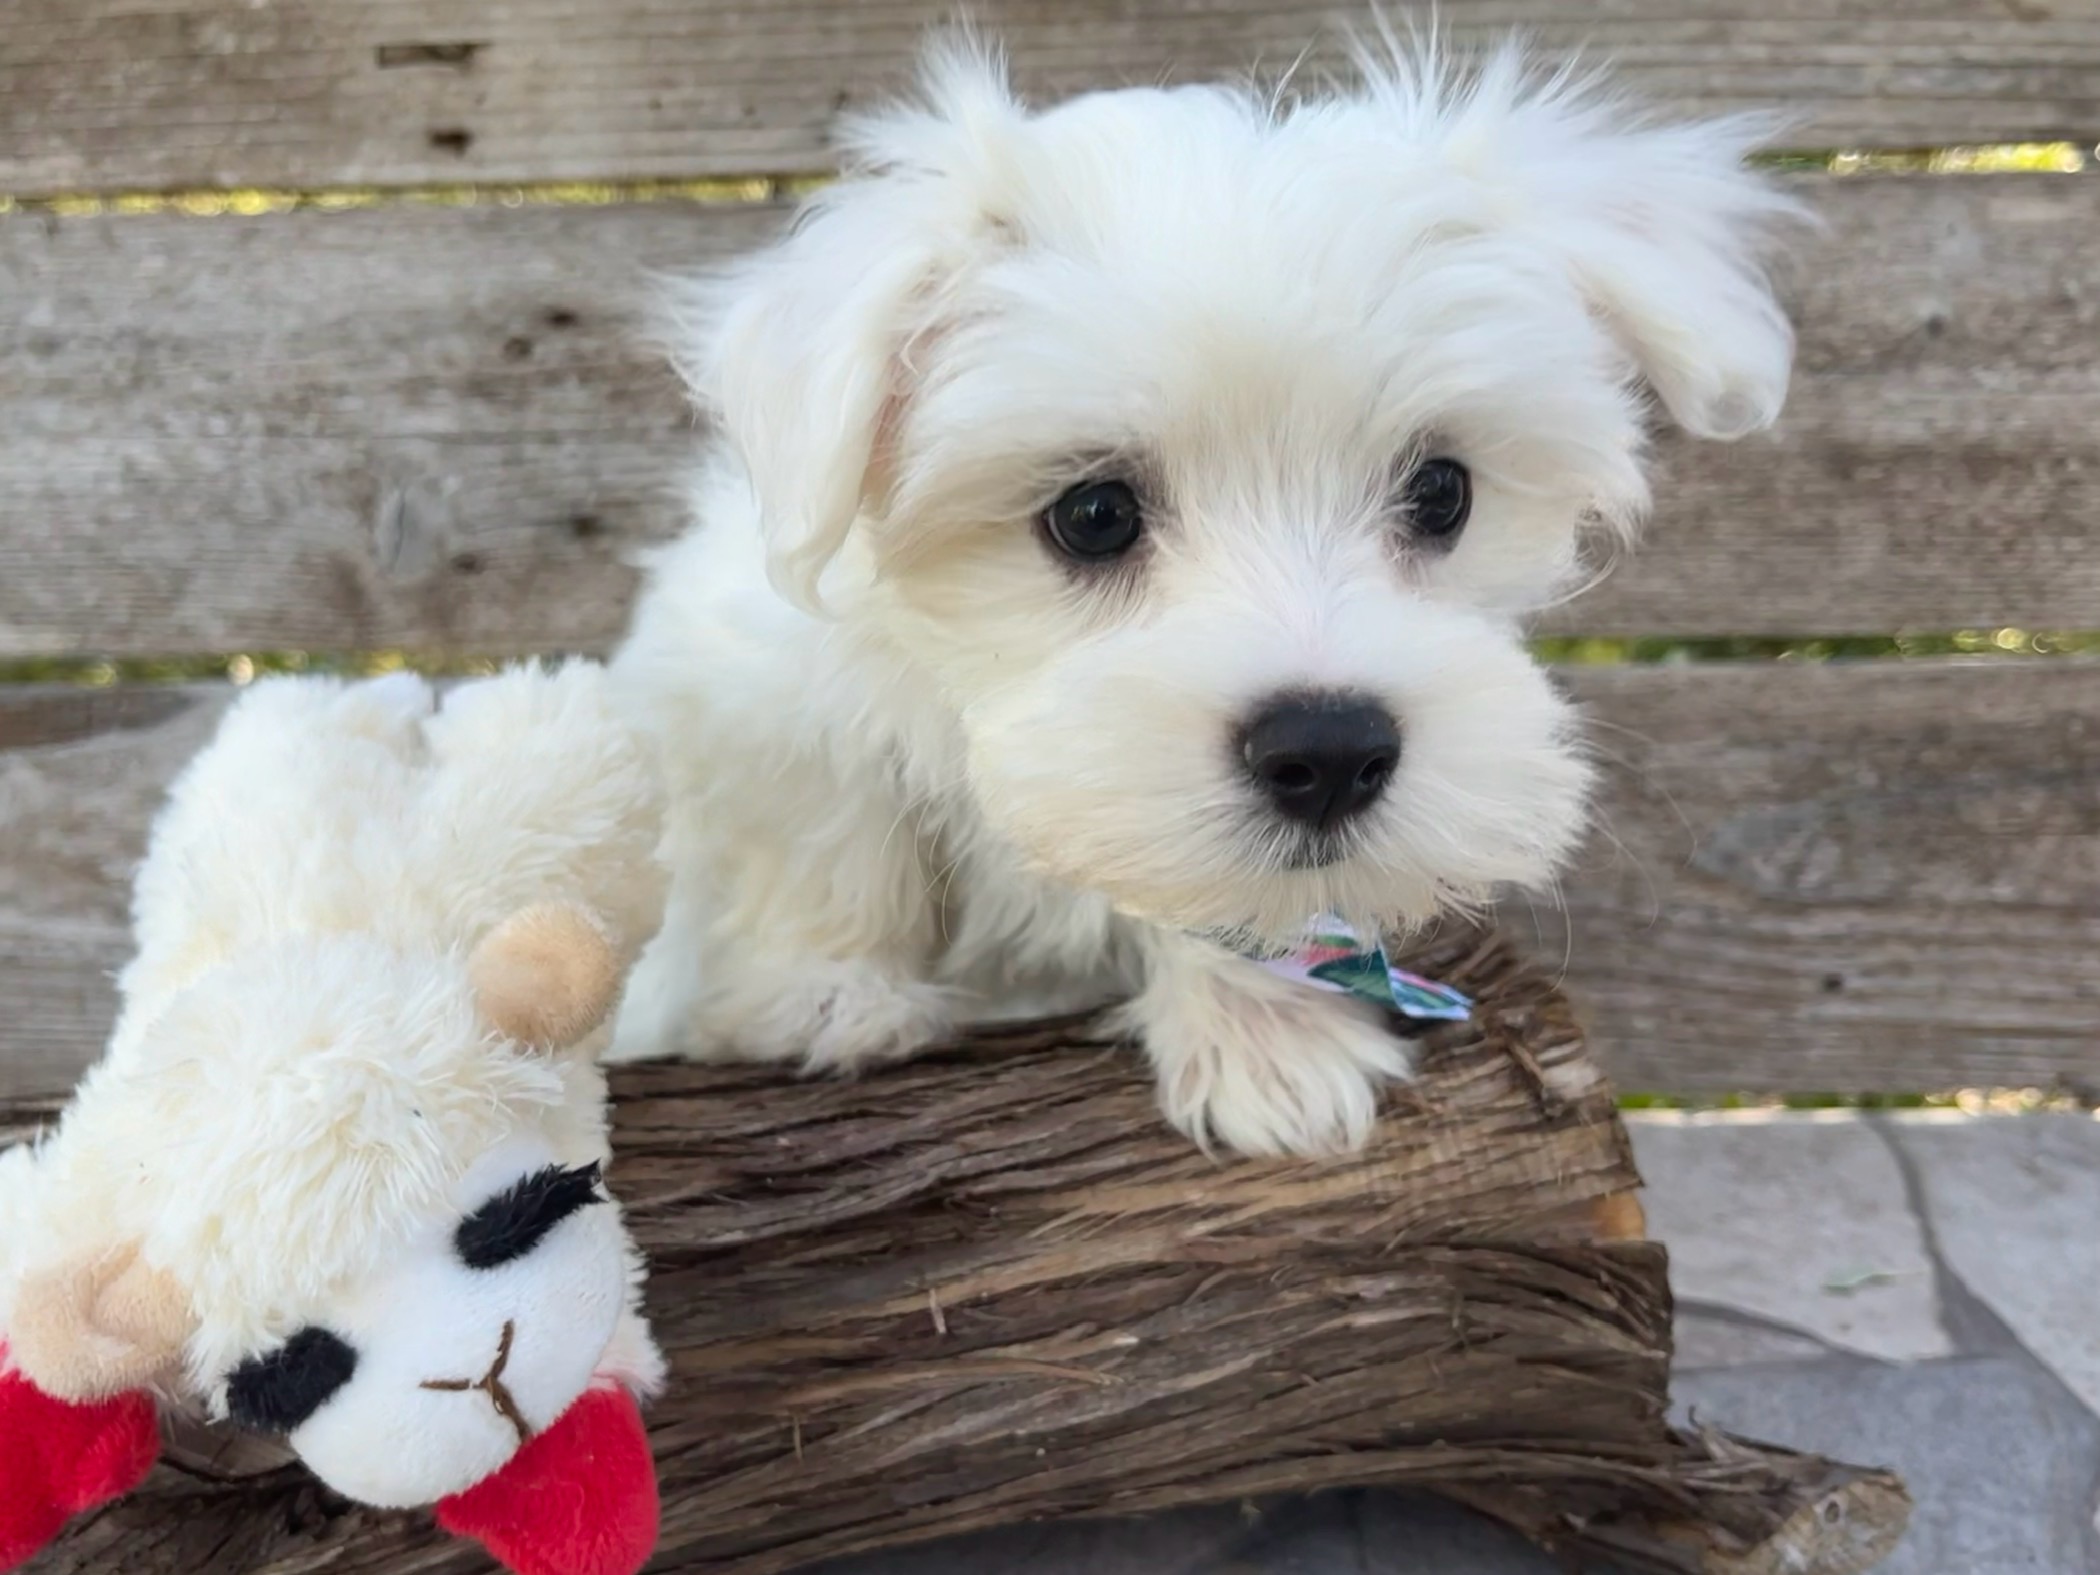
[609, 30, 1797, 1155]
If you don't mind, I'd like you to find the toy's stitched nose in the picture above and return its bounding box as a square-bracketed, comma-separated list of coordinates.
[420, 1319, 530, 1445]
[1240, 694, 1401, 831]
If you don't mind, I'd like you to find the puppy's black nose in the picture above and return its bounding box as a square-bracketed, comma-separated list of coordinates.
[1240, 694, 1401, 831]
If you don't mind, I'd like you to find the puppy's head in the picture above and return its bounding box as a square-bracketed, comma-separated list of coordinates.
[677, 35, 1798, 943]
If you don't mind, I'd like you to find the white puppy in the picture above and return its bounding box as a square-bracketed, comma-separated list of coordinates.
[610, 32, 1797, 1155]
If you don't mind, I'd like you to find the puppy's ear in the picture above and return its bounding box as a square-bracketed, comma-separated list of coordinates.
[1364, 41, 1804, 441]
[10, 1243, 195, 1401]
[470, 902, 623, 1053]
[1533, 107, 1803, 440]
[668, 38, 1025, 611]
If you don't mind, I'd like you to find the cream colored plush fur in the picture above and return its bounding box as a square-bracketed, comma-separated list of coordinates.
[0, 662, 668, 1506]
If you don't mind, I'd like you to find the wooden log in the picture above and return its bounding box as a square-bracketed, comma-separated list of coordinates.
[3, 931, 1910, 1575]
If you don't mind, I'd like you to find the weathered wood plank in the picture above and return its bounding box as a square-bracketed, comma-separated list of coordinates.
[1543, 659, 2100, 1097]
[0, 686, 225, 1096]
[4, 173, 2099, 659]
[4, 661, 2095, 1100]
[1, 198, 763, 658]
[1558, 171, 2100, 640]
[5, 0, 2098, 196]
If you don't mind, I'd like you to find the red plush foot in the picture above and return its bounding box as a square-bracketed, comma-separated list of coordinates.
[436, 1386, 659, 1575]
[0, 1355, 160, 1570]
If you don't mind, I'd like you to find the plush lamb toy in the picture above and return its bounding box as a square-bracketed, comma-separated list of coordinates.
[0, 662, 669, 1575]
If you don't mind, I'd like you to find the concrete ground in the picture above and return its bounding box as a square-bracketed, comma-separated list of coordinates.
[825, 1111, 2100, 1575]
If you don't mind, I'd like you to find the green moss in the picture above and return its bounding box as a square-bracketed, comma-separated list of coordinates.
[0, 178, 790, 218]
[1753, 143, 2087, 175]
[1616, 1090, 2091, 1112]
[6, 627, 2098, 689]
[1532, 629, 2100, 665]
[2, 142, 2086, 220]
[0, 651, 514, 686]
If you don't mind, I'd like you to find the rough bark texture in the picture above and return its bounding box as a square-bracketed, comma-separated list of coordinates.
[2, 931, 1909, 1575]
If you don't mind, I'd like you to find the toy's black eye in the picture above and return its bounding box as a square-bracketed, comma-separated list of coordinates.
[226, 1326, 358, 1433]
[1399, 457, 1471, 542]
[1043, 478, 1144, 561]
[455, 1162, 603, 1270]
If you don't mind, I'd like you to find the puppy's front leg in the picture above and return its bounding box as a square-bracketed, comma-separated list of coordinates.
[611, 765, 954, 1072]
[1115, 931, 1415, 1157]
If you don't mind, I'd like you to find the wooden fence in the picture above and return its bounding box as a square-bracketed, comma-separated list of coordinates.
[4, 1, 2098, 1101]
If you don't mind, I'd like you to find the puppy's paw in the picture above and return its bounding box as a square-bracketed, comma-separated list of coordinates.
[610, 911, 955, 1072]
[678, 956, 955, 1073]
[605, 931, 705, 1064]
[1121, 962, 1414, 1157]
[785, 961, 958, 1072]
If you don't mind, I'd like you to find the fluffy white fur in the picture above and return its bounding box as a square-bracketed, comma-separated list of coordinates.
[611, 31, 1798, 1155]
[0, 663, 668, 1506]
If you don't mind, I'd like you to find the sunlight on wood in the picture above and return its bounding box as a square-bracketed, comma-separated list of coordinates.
[0, 145, 2086, 218]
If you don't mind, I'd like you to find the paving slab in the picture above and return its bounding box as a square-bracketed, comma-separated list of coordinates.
[1630, 1112, 1953, 1362]
[1672, 1304, 1840, 1369]
[1884, 1112, 2100, 1415]
[1677, 1355, 2100, 1575]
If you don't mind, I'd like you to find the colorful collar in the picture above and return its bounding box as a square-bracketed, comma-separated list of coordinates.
[1237, 918, 1473, 1023]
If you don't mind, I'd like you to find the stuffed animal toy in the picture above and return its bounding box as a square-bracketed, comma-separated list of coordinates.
[0, 662, 670, 1575]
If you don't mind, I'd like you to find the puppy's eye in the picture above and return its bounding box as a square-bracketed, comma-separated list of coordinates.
[1398, 458, 1471, 543]
[1043, 479, 1144, 562]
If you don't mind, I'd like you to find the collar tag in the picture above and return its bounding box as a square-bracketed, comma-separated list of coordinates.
[1246, 919, 1473, 1022]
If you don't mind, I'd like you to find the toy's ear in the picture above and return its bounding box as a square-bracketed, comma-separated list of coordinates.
[470, 904, 623, 1054]
[9, 1244, 194, 1403]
